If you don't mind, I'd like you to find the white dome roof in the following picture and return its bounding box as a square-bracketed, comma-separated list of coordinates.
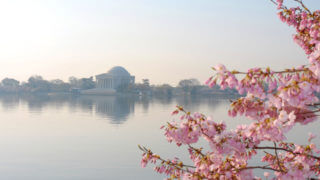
[107, 66, 131, 77]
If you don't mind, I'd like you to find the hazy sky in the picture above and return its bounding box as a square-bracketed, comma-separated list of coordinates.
[0, 0, 319, 85]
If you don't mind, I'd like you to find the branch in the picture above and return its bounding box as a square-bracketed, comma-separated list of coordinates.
[242, 166, 282, 172]
[229, 68, 308, 75]
[269, 0, 287, 10]
[269, 0, 277, 6]
[138, 145, 196, 169]
[306, 103, 320, 107]
[274, 142, 285, 172]
[254, 146, 320, 161]
[297, 110, 320, 115]
[188, 144, 206, 157]
[293, 0, 312, 14]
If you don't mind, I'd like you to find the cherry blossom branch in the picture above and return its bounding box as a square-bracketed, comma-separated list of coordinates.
[254, 146, 320, 160]
[269, 0, 288, 10]
[141, 1, 320, 177]
[138, 145, 196, 169]
[269, 0, 277, 6]
[307, 103, 320, 107]
[241, 166, 282, 172]
[293, 0, 312, 14]
[188, 144, 205, 157]
[297, 109, 320, 115]
[229, 68, 308, 75]
[140, 144, 284, 174]
[274, 142, 285, 172]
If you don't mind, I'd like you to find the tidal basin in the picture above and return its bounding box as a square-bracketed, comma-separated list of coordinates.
[0, 94, 317, 179]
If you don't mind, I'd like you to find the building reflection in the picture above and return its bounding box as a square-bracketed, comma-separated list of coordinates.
[62, 95, 136, 124]
[0, 94, 231, 124]
[89, 96, 135, 124]
[0, 94, 135, 124]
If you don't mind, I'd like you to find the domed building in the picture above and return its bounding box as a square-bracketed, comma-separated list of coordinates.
[96, 66, 135, 90]
[81, 66, 135, 95]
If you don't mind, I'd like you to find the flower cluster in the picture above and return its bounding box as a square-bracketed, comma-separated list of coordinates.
[140, 0, 320, 179]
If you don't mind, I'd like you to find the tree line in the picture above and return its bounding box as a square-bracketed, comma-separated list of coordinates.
[0, 76, 95, 93]
[127, 78, 237, 96]
[0, 76, 237, 96]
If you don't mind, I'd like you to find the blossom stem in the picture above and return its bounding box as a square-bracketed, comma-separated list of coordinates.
[254, 146, 320, 160]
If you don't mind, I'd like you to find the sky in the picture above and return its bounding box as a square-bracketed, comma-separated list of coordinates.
[0, 0, 319, 86]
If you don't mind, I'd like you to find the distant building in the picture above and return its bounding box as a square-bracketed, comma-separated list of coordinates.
[81, 66, 135, 95]
[96, 66, 135, 90]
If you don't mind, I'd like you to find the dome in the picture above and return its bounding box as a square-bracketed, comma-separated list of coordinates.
[107, 66, 131, 77]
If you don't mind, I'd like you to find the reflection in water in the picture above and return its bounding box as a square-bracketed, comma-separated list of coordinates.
[24, 94, 57, 112]
[0, 94, 316, 180]
[138, 96, 151, 113]
[0, 94, 137, 124]
[0, 95, 20, 111]
[0, 94, 234, 124]
[93, 96, 135, 124]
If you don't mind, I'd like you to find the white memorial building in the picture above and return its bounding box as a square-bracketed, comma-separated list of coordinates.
[81, 66, 135, 95]
[96, 66, 135, 89]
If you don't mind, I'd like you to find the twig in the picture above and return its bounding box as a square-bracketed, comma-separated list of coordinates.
[274, 142, 285, 172]
[293, 0, 312, 14]
[270, 0, 277, 6]
[254, 146, 320, 160]
[242, 166, 282, 172]
[188, 144, 205, 157]
[138, 145, 196, 169]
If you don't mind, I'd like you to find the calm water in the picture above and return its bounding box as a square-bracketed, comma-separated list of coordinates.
[0, 94, 318, 180]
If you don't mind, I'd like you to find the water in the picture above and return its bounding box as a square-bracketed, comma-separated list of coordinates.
[0, 94, 318, 179]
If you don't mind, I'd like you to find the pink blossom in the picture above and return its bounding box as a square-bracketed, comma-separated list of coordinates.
[308, 133, 316, 142]
[140, 1, 320, 179]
